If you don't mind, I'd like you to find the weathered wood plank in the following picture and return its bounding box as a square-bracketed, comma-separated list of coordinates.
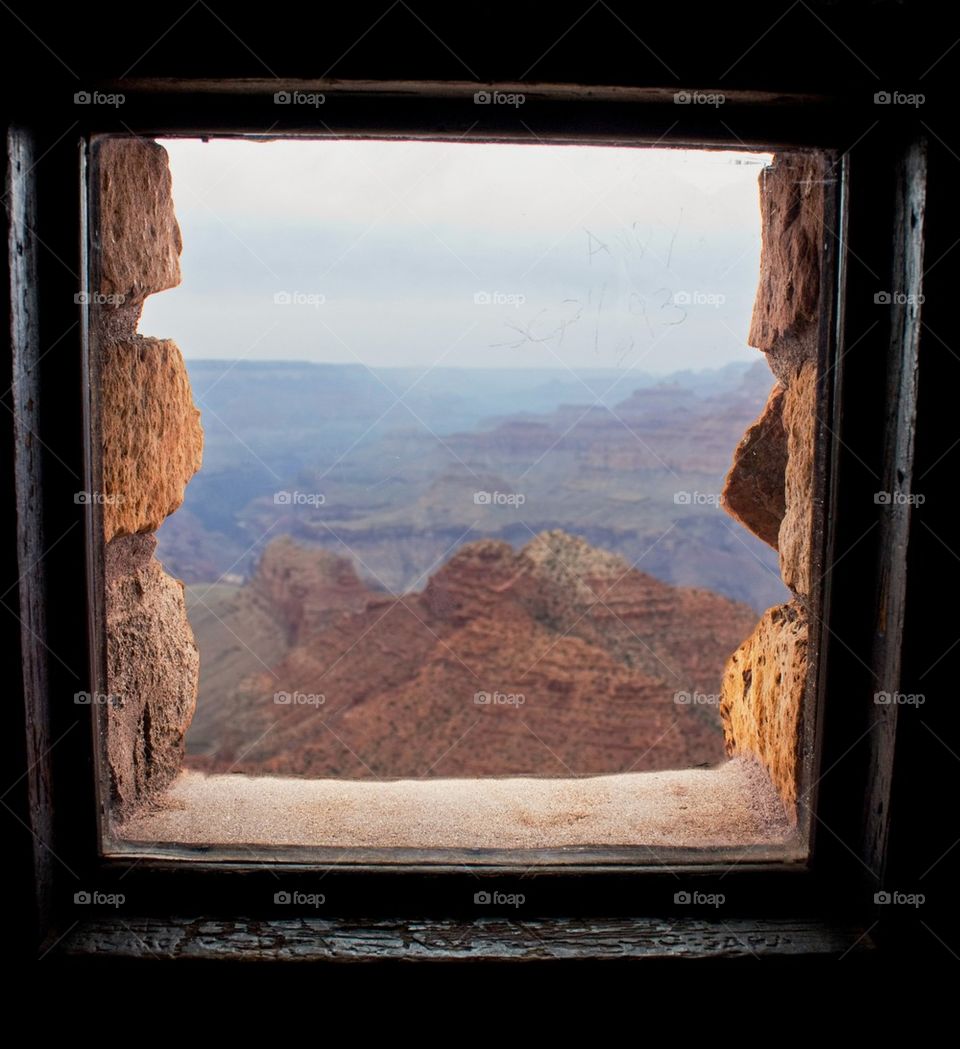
[6, 126, 56, 954]
[862, 137, 927, 878]
[61, 915, 872, 962]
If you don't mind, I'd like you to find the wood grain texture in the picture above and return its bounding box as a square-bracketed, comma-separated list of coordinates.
[61, 915, 872, 962]
[7, 127, 57, 952]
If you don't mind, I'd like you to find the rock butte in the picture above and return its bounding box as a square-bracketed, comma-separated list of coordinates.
[185, 530, 758, 779]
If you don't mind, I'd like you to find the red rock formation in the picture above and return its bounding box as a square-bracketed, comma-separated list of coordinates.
[248, 535, 374, 641]
[187, 531, 757, 779]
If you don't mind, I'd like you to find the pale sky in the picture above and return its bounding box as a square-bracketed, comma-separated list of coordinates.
[140, 139, 773, 373]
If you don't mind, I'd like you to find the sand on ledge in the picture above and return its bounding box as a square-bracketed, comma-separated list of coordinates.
[114, 757, 794, 853]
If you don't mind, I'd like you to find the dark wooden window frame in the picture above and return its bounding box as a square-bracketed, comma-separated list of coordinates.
[6, 80, 927, 963]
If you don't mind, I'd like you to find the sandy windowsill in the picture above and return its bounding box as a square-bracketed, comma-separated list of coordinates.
[115, 756, 793, 852]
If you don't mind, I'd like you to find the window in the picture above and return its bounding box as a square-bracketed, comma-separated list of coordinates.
[7, 77, 935, 964]
[90, 133, 829, 861]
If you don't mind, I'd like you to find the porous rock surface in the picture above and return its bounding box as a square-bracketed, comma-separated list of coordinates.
[719, 601, 808, 821]
[97, 137, 182, 308]
[105, 533, 199, 816]
[100, 337, 203, 540]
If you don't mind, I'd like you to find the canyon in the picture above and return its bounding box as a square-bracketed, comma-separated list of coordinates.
[158, 357, 788, 613]
[97, 138, 820, 831]
[185, 529, 758, 778]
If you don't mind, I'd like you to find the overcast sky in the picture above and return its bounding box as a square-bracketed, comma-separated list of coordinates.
[140, 139, 773, 374]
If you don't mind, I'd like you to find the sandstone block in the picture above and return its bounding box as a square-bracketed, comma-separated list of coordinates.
[719, 601, 807, 819]
[722, 383, 787, 548]
[100, 337, 203, 540]
[97, 138, 182, 308]
[105, 533, 199, 815]
[779, 361, 817, 596]
[749, 152, 824, 382]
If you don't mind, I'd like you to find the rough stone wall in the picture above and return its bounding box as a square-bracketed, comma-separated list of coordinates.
[96, 138, 202, 817]
[719, 152, 824, 822]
